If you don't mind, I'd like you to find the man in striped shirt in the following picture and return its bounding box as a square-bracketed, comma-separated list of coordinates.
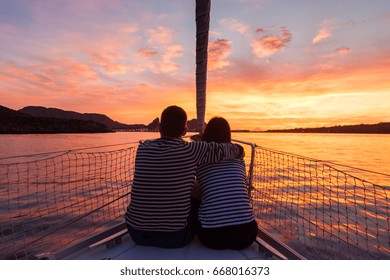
[125, 105, 244, 248]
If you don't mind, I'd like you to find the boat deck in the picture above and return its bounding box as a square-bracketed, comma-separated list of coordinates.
[62, 233, 268, 260]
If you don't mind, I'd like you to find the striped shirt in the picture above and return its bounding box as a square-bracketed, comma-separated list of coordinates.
[196, 159, 255, 228]
[125, 137, 243, 232]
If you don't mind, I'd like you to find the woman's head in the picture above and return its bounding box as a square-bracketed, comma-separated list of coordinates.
[202, 117, 231, 143]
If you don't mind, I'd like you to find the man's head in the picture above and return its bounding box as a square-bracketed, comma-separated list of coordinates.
[159, 106, 187, 138]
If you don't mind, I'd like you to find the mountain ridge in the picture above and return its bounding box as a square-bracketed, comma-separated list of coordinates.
[266, 122, 390, 134]
[1, 105, 112, 134]
[18, 106, 202, 132]
[19, 106, 146, 130]
[6, 105, 388, 134]
[1, 105, 203, 134]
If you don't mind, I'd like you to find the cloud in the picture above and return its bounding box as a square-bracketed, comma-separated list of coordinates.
[208, 39, 232, 70]
[0, 61, 50, 89]
[209, 30, 223, 38]
[255, 28, 265, 34]
[139, 26, 184, 73]
[0, 59, 100, 99]
[162, 45, 183, 59]
[252, 27, 292, 57]
[137, 48, 158, 57]
[312, 29, 332, 44]
[318, 47, 352, 70]
[219, 18, 250, 35]
[135, 44, 183, 74]
[89, 51, 128, 75]
[136, 25, 184, 74]
[147, 26, 174, 45]
[158, 44, 183, 73]
[118, 24, 139, 34]
[312, 19, 336, 44]
[334, 47, 352, 55]
[0, 23, 17, 40]
[34, 59, 100, 89]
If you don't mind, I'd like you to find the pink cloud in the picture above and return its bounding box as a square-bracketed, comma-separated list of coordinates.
[147, 26, 174, 45]
[318, 47, 352, 70]
[140, 26, 184, 73]
[252, 27, 292, 57]
[116, 23, 139, 34]
[89, 51, 128, 75]
[219, 18, 250, 35]
[255, 28, 265, 34]
[2, 59, 99, 91]
[334, 47, 352, 55]
[134, 44, 183, 74]
[0, 23, 17, 40]
[312, 28, 332, 44]
[312, 19, 336, 44]
[0, 59, 149, 116]
[158, 45, 183, 73]
[0, 62, 51, 88]
[58, 59, 99, 81]
[208, 39, 232, 70]
[138, 48, 158, 57]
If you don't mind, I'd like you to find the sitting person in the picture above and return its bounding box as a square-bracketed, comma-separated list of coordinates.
[125, 106, 244, 248]
[196, 117, 258, 250]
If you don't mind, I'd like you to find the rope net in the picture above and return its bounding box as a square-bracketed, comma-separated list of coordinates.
[250, 145, 390, 259]
[0, 144, 136, 259]
[1, 142, 389, 259]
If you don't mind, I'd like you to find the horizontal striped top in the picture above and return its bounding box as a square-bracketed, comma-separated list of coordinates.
[125, 137, 243, 232]
[196, 159, 255, 228]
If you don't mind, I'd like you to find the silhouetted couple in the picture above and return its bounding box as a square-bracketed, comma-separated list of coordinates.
[125, 105, 258, 250]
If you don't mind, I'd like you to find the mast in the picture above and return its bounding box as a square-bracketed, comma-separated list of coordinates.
[195, 0, 210, 134]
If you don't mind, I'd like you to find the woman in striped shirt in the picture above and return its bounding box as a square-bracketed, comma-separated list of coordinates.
[196, 117, 258, 250]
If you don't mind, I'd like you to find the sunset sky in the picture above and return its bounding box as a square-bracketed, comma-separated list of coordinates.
[1, 0, 389, 130]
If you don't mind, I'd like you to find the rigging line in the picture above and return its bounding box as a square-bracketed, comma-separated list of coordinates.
[319, 161, 390, 179]
[0, 151, 70, 164]
[256, 145, 390, 179]
[0, 141, 140, 161]
[11, 190, 132, 257]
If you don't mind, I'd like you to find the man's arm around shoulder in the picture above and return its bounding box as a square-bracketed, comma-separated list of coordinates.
[194, 141, 245, 165]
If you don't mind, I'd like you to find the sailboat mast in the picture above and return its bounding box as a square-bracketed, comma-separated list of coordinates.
[195, 0, 210, 134]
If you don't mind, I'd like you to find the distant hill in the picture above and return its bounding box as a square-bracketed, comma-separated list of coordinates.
[146, 118, 159, 131]
[19, 106, 146, 130]
[266, 122, 390, 134]
[116, 117, 205, 132]
[0, 105, 112, 134]
[4, 105, 208, 134]
[187, 119, 198, 132]
[187, 119, 207, 132]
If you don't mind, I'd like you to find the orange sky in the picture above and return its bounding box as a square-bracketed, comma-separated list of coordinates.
[1, 0, 390, 130]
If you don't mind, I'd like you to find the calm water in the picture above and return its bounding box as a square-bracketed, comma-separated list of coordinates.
[1, 132, 389, 259]
[1, 132, 389, 185]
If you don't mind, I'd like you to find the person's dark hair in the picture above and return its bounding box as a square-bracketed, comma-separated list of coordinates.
[160, 105, 187, 138]
[202, 117, 231, 143]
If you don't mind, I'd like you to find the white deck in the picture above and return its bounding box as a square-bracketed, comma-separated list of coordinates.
[63, 233, 268, 260]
